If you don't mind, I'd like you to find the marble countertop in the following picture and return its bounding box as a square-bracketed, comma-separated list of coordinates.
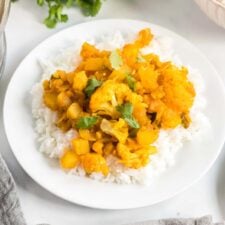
[0, 0, 225, 224]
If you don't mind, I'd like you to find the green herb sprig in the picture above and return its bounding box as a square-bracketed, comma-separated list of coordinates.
[76, 116, 99, 129]
[116, 103, 140, 129]
[126, 74, 136, 91]
[41, 0, 103, 28]
[13, 0, 104, 28]
[84, 77, 102, 97]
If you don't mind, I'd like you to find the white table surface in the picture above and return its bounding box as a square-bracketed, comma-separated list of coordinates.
[1, 0, 225, 224]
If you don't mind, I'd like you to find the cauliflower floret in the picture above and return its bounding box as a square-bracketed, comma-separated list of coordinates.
[117, 143, 157, 169]
[100, 118, 128, 144]
[89, 80, 132, 118]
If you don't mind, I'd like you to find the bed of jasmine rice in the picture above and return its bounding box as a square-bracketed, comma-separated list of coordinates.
[31, 31, 209, 185]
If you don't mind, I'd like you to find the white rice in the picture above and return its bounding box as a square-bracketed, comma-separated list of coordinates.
[31, 32, 209, 185]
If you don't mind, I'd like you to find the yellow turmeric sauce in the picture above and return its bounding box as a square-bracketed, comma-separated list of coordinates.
[42, 29, 195, 176]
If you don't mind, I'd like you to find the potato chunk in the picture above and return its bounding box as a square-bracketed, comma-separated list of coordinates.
[92, 141, 104, 154]
[60, 150, 78, 169]
[79, 129, 96, 141]
[43, 92, 58, 110]
[73, 71, 88, 91]
[67, 103, 82, 120]
[81, 153, 109, 176]
[136, 128, 159, 146]
[84, 58, 105, 71]
[71, 138, 90, 155]
[57, 92, 72, 109]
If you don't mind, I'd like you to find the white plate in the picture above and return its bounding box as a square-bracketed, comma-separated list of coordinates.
[4, 19, 225, 209]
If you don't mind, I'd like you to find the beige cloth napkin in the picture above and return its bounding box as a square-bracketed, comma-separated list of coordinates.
[124, 216, 224, 225]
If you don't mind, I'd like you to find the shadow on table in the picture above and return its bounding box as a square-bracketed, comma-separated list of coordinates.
[217, 146, 225, 218]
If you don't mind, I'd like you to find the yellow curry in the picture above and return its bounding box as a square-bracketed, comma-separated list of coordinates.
[42, 28, 195, 176]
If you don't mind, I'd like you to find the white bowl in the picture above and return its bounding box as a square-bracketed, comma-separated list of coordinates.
[3, 19, 225, 209]
[195, 0, 225, 29]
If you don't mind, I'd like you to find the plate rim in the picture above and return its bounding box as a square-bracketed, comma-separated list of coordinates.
[3, 18, 225, 209]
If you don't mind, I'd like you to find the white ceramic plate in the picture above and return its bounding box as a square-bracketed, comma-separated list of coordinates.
[4, 19, 225, 209]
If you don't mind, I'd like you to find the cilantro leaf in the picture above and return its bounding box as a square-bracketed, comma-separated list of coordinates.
[116, 103, 140, 129]
[116, 103, 133, 118]
[84, 78, 102, 97]
[124, 117, 140, 129]
[126, 74, 136, 91]
[76, 116, 98, 129]
[110, 50, 123, 70]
